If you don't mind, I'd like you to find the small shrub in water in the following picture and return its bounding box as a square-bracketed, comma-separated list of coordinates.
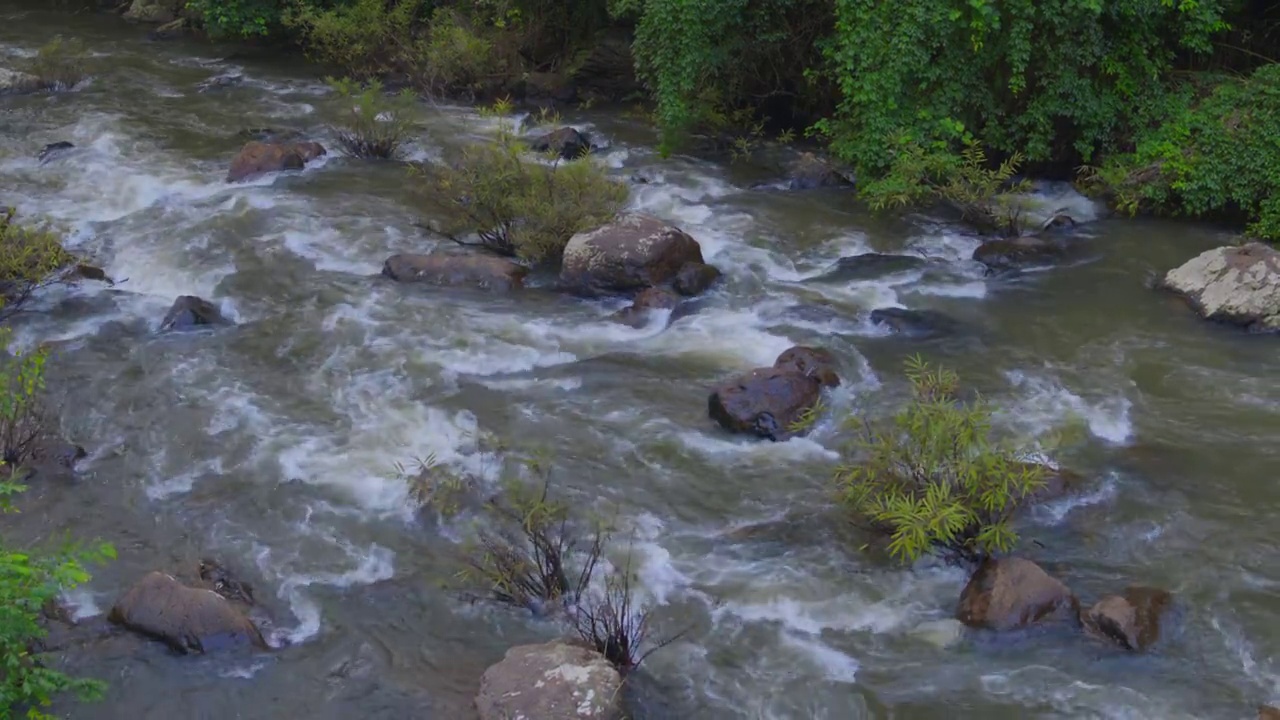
[568, 550, 684, 673]
[836, 355, 1046, 564]
[24, 36, 88, 91]
[414, 105, 628, 264]
[0, 208, 78, 323]
[328, 77, 418, 159]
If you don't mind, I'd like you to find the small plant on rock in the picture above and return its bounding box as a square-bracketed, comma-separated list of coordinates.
[25, 36, 88, 90]
[328, 77, 418, 159]
[413, 102, 628, 264]
[0, 329, 50, 468]
[836, 356, 1046, 564]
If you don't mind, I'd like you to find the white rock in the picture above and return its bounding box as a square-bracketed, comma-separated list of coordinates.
[1163, 242, 1280, 331]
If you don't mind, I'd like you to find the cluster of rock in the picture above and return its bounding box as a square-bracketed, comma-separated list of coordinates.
[956, 556, 1174, 654]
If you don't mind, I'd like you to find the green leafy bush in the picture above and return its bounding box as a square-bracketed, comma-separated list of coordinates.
[0, 209, 78, 324]
[414, 105, 628, 264]
[0, 333, 114, 718]
[24, 35, 88, 90]
[418, 8, 502, 96]
[1088, 65, 1280, 240]
[285, 0, 430, 79]
[328, 77, 418, 159]
[836, 357, 1046, 564]
[186, 0, 282, 37]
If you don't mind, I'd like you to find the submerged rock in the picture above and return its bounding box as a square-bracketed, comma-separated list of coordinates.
[956, 557, 1078, 632]
[226, 140, 326, 183]
[673, 261, 721, 296]
[198, 559, 256, 606]
[476, 641, 622, 720]
[123, 0, 182, 23]
[973, 235, 1069, 272]
[159, 295, 231, 332]
[197, 72, 244, 93]
[773, 346, 840, 388]
[1082, 586, 1173, 652]
[1161, 242, 1280, 332]
[1261, 706, 1280, 720]
[786, 152, 852, 190]
[814, 253, 926, 283]
[869, 307, 957, 338]
[0, 68, 43, 96]
[529, 127, 591, 161]
[109, 571, 265, 653]
[708, 367, 822, 441]
[561, 213, 706, 296]
[37, 141, 75, 164]
[612, 286, 680, 328]
[381, 253, 527, 292]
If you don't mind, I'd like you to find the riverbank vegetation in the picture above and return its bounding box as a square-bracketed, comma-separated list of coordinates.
[173, 0, 1280, 238]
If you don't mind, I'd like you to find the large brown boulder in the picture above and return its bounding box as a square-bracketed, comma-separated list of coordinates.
[773, 346, 840, 388]
[561, 214, 705, 296]
[708, 367, 822, 441]
[0, 68, 43, 96]
[476, 641, 622, 720]
[1161, 242, 1280, 332]
[227, 140, 326, 183]
[786, 153, 852, 190]
[109, 571, 265, 653]
[956, 557, 1078, 631]
[612, 286, 681, 328]
[381, 253, 527, 292]
[529, 127, 591, 161]
[1082, 586, 1173, 652]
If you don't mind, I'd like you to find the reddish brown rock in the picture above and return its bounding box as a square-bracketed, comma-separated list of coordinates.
[708, 367, 822, 441]
[956, 557, 1078, 631]
[1082, 586, 1173, 652]
[561, 214, 705, 295]
[109, 571, 265, 653]
[773, 346, 840, 388]
[227, 140, 326, 183]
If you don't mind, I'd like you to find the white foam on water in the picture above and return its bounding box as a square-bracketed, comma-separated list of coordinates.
[271, 540, 396, 646]
[1001, 369, 1134, 445]
[980, 667, 1189, 719]
[1032, 472, 1120, 524]
[59, 586, 102, 621]
[1023, 180, 1105, 224]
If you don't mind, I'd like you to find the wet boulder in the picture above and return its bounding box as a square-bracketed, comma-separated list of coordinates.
[1082, 586, 1173, 652]
[381, 253, 527, 292]
[773, 346, 840, 388]
[226, 140, 326, 183]
[1161, 242, 1280, 332]
[815, 253, 926, 283]
[197, 72, 244, 93]
[673, 261, 721, 296]
[870, 307, 957, 338]
[973, 235, 1069, 273]
[109, 571, 265, 653]
[708, 367, 822, 441]
[529, 127, 592, 161]
[0, 68, 43, 96]
[37, 141, 75, 165]
[198, 559, 256, 606]
[123, 0, 183, 23]
[561, 213, 706, 296]
[160, 296, 231, 332]
[612, 287, 680, 328]
[476, 641, 622, 720]
[786, 152, 853, 190]
[956, 557, 1078, 632]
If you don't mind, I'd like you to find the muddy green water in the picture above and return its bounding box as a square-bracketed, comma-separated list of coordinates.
[3, 5, 1280, 719]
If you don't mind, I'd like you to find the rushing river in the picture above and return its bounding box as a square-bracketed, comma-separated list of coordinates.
[4, 5, 1280, 719]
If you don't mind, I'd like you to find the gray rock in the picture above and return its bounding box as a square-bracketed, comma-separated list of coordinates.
[814, 253, 926, 283]
[869, 307, 957, 338]
[672, 261, 721, 296]
[160, 295, 231, 332]
[381, 253, 527, 292]
[1161, 242, 1280, 332]
[38, 141, 75, 164]
[973, 235, 1069, 272]
[773, 346, 840, 388]
[476, 641, 622, 720]
[0, 68, 43, 96]
[1081, 586, 1173, 652]
[529, 127, 592, 161]
[561, 213, 705, 296]
[786, 152, 852, 190]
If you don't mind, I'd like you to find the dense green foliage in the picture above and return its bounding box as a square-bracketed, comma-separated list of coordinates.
[0, 209, 77, 324]
[328, 77, 418, 158]
[414, 105, 628, 264]
[837, 357, 1046, 564]
[1091, 63, 1280, 239]
[23, 36, 87, 90]
[0, 331, 114, 719]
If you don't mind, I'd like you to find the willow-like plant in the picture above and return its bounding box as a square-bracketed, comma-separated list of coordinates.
[328, 77, 418, 159]
[836, 356, 1045, 564]
[0, 209, 77, 324]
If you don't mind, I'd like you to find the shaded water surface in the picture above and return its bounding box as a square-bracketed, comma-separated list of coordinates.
[2, 5, 1278, 719]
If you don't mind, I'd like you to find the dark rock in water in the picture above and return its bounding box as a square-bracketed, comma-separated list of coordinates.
[786, 152, 853, 190]
[227, 140, 326, 183]
[973, 235, 1069, 273]
[708, 367, 822, 441]
[673, 261, 721, 297]
[0, 68, 44, 96]
[147, 18, 192, 41]
[381, 253, 527, 292]
[160, 295, 231, 332]
[477, 641, 622, 720]
[956, 557, 1078, 632]
[529, 127, 591, 161]
[1082, 586, 1173, 652]
[197, 72, 244, 93]
[629, 173, 652, 185]
[869, 307, 957, 338]
[561, 213, 705, 296]
[69, 264, 115, 286]
[109, 571, 266, 654]
[38, 141, 75, 164]
[1039, 210, 1078, 234]
[198, 559, 256, 606]
[774, 346, 840, 388]
[612, 287, 680, 328]
[814, 253, 927, 283]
